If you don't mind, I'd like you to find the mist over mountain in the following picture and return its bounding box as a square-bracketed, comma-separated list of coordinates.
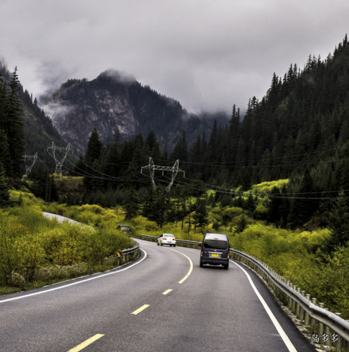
[0, 62, 66, 169]
[42, 70, 229, 155]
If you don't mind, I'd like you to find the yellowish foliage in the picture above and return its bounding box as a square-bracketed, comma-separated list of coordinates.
[251, 179, 289, 194]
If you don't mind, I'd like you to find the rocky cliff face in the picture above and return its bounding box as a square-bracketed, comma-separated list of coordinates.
[44, 72, 139, 155]
[43, 70, 228, 155]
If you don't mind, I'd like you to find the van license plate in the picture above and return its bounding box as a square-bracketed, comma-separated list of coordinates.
[210, 253, 220, 258]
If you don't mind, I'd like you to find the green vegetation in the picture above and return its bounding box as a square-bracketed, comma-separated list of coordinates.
[1, 35, 349, 322]
[0, 191, 134, 294]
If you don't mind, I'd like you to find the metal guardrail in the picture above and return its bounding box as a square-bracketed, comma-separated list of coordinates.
[122, 242, 140, 255]
[142, 234, 349, 351]
[114, 241, 140, 265]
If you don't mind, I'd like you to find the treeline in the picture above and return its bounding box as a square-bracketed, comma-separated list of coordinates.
[0, 62, 66, 171]
[62, 35, 349, 231]
[0, 67, 25, 205]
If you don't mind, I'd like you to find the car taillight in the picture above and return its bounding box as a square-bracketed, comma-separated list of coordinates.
[173, 238, 176, 241]
[227, 250, 230, 259]
[201, 248, 203, 257]
[163, 238, 167, 240]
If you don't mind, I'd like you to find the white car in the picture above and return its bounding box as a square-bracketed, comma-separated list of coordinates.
[157, 233, 176, 247]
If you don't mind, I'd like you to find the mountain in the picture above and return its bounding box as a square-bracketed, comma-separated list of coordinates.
[42, 70, 229, 155]
[0, 63, 68, 170]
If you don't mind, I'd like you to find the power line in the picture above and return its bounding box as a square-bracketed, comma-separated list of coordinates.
[141, 157, 185, 191]
[23, 153, 38, 174]
[47, 142, 70, 176]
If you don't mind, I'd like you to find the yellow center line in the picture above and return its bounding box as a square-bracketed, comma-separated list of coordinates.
[168, 248, 193, 284]
[67, 334, 104, 352]
[131, 304, 150, 315]
[162, 289, 173, 295]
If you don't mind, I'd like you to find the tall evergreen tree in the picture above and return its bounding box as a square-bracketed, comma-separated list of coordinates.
[4, 67, 25, 178]
[0, 161, 9, 207]
[324, 191, 349, 255]
[85, 128, 103, 164]
[195, 197, 208, 233]
[124, 189, 140, 219]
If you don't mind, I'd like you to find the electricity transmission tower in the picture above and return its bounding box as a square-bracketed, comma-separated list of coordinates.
[23, 153, 38, 175]
[47, 142, 70, 176]
[141, 157, 185, 191]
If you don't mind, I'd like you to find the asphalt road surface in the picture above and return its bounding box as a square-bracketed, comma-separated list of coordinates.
[0, 239, 316, 352]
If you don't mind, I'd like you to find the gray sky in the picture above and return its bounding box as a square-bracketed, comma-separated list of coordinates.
[1, 0, 348, 114]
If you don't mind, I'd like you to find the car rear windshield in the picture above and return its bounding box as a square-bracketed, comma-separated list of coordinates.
[204, 239, 228, 249]
[203, 234, 228, 249]
[163, 234, 174, 238]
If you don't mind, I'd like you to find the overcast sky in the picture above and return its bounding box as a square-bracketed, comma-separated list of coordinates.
[1, 0, 348, 114]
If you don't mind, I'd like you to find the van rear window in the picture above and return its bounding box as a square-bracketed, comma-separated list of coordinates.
[204, 239, 228, 249]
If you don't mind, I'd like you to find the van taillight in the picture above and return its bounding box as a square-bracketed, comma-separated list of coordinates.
[201, 248, 203, 257]
[227, 250, 230, 259]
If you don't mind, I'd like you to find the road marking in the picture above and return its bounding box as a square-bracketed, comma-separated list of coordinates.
[233, 261, 297, 352]
[162, 289, 173, 295]
[168, 248, 193, 284]
[0, 249, 147, 304]
[131, 304, 150, 315]
[67, 334, 104, 352]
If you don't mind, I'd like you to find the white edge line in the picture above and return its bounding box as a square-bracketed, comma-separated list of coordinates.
[167, 248, 193, 284]
[0, 249, 147, 304]
[232, 261, 297, 352]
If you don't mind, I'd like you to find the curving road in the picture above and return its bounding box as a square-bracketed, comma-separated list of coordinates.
[0, 239, 316, 352]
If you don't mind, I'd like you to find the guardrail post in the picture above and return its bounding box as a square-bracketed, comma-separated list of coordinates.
[311, 298, 317, 333]
[291, 285, 296, 312]
[319, 303, 324, 339]
[296, 288, 301, 318]
[300, 290, 305, 322]
[325, 321, 330, 348]
[305, 294, 311, 327]
[334, 313, 341, 352]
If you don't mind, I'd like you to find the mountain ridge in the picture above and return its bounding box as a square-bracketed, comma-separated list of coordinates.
[42, 70, 229, 155]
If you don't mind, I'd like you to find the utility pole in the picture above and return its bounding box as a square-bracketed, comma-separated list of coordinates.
[47, 142, 70, 177]
[141, 157, 185, 192]
[23, 153, 38, 175]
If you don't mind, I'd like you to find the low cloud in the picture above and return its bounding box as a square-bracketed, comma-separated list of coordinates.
[1, 0, 348, 114]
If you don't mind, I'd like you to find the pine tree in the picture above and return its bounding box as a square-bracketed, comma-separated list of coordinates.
[124, 189, 140, 219]
[4, 67, 25, 178]
[123, 160, 139, 190]
[0, 129, 12, 179]
[0, 161, 10, 207]
[235, 215, 247, 233]
[195, 197, 208, 233]
[85, 128, 103, 164]
[324, 191, 349, 254]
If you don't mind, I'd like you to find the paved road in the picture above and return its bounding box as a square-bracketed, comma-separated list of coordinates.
[0, 239, 316, 352]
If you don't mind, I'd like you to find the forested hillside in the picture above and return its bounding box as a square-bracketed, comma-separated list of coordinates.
[1, 35, 349, 232]
[0, 63, 67, 170]
[65, 35, 349, 232]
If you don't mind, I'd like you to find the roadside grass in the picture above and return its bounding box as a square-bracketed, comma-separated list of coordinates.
[0, 192, 135, 295]
[4, 182, 349, 319]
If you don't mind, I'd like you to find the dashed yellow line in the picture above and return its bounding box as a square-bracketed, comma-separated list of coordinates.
[67, 334, 104, 352]
[162, 289, 173, 295]
[131, 304, 150, 315]
[168, 248, 193, 284]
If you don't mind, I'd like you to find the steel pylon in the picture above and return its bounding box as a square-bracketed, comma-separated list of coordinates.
[141, 157, 185, 191]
